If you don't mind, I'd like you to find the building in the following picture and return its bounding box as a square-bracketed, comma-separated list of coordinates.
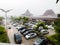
[57, 14, 60, 17]
[21, 9, 33, 17]
[42, 9, 57, 18]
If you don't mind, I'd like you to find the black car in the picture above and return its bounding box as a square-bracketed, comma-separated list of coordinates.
[23, 30, 32, 36]
[27, 28, 33, 30]
[33, 37, 48, 45]
[14, 33, 22, 44]
[8, 27, 11, 29]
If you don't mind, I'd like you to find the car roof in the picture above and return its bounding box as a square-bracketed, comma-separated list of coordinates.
[14, 33, 20, 36]
[36, 38, 46, 44]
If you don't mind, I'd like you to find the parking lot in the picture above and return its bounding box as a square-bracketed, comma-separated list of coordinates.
[7, 24, 37, 45]
[6, 21, 56, 45]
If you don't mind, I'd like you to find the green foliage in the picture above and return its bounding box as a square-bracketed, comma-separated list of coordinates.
[0, 33, 9, 43]
[22, 16, 29, 24]
[49, 18, 60, 45]
[11, 16, 29, 24]
[54, 19, 60, 41]
[0, 26, 5, 34]
[54, 19, 60, 27]
[48, 34, 60, 45]
[11, 16, 22, 23]
[0, 17, 4, 21]
[54, 26, 60, 33]
[33, 21, 48, 37]
[54, 18, 60, 34]
[0, 26, 10, 43]
[34, 21, 48, 30]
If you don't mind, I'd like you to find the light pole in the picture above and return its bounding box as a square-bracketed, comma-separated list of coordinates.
[0, 9, 13, 29]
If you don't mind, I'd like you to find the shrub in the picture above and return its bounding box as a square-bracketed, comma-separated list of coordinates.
[0, 26, 5, 34]
[48, 34, 60, 45]
[0, 26, 10, 43]
[34, 21, 48, 30]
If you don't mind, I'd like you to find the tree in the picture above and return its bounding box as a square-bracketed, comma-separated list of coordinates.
[11, 16, 22, 23]
[22, 16, 29, 24]
[33, 21, 48, 37]
[53, 18, 60, 43]
[0, 17, 4, 21]
[54, 18, 60, 33]
[0, 17, 4, 25]
[34, 21, 48, 30]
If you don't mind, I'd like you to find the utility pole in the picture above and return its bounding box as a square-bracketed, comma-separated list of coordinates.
[0, 9, 13, 29]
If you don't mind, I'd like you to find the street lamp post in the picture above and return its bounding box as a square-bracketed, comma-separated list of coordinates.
[0, 9, 13, 29]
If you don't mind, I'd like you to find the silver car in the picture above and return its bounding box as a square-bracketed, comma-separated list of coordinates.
[25, 33, 37, 39]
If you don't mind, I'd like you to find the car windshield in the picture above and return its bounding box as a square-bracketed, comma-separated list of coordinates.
[43, 31, 47, 32]
[36, 39, 44, 43]
[16, 35, 21, 39]
[31, 34, 34, 36]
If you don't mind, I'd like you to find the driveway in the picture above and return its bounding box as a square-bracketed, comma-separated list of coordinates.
[7, 24, 18, 44]
[47, 29, 55, 36]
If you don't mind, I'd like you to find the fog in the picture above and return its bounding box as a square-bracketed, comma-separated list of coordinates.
[0, 0, 60, 17]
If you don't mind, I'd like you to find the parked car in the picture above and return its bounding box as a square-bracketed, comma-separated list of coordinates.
[46, 25, 54, 30]
[38, 27, 43, 31]
[18, 26, 26, 31]
[28, 23, 34, 27]
[23, 30, 32, 36]
[27, 28, 33, 30]
[25, 33, 37, 39]
[8, 27, 11, 29]
[13, 23, 18, 27]
[16, 25, 21, 29]
[20, 29, 28, 34]
[33, 37, 48, 45]
[24, 23, 28, 26]
[14, 33, 22, 44]
[40, 29, 49, 35]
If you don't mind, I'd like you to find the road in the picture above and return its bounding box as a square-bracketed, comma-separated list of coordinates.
[47, 29, 55, 36]
[7, 24, 18, 44]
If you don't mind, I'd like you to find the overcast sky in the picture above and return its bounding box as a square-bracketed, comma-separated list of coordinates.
[0, 0, 60, 17]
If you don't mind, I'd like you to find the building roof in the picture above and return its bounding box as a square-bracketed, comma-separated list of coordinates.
[42, 9, 57, 18]
[21, 9, 33, 17]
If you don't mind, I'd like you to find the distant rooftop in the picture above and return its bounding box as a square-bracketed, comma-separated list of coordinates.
[41, 9, 57, 18]
[43, 9, 56, 16]
[21, 9, 33, 17]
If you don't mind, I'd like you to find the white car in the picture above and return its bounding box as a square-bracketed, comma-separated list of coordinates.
[16, 25, 25, 29]
[46, 25, 54, 30]
[16, 25, 21, 29]
[25, 33, 37, 39]
[12, 24, 17, 27]
[40, 29, 49, 35]
[38, 27, 43, 31]
[31, 25, 36, 28]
